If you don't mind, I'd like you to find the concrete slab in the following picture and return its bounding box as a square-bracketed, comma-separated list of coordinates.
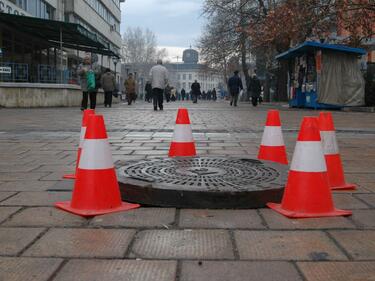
[235, 231, 347, 261]
[130, 230, 234, 259]
[0, 206, 21, 223]
[0, 191, 71, 206]
[0, 227, 45, 255]
[23, 228, 136, 258]
[54, 259, 177, 281]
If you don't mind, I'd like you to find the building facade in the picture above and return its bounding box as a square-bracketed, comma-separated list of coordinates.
[0, 0, 123, 84]
[166, 48, 223, 93]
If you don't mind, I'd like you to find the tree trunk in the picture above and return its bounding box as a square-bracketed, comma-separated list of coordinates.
[276, 60, 288, 101]
[240, 34, 250, 101]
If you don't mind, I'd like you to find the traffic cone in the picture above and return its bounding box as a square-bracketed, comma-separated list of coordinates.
[318, 112, 356, 190]
[168, 108, 196, 157]
[63, 109, 95, 179]
[257, 110, 288, 164]
[55, 114, 140, 217]
[267, 116, 352, 218]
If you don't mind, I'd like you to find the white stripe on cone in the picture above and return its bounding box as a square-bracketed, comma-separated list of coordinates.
[260, 126, 285, 146]
[79, 139, 114, 170]
[79, 127, 87, 148]
[320, 131, 339, 155]
[290, 141, 327, 172]
[172, 124, 194, 143]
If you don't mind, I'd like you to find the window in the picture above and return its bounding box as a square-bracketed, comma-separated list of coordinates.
[189, 74, 192, 80]
[182, 82, 186, 89]
[177, 74, 181, 80]
[182, 74, 186, 80]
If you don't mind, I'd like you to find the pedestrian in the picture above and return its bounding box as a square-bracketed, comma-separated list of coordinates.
[100, 68, 116, 108]
[249, 74, 262, 107]
[124, 73, 137, 105]
[171, 87, 177, 101]
[227, 70, 243, 107]
[78, 55, 100, 111]
[164, 84, 171, 102]
[212, 88, 217, 101]
[145, 81, 152, 102]
[191, 80, 201, 103]
[181, 88, 186, 100]
[149, 59, 168, 111]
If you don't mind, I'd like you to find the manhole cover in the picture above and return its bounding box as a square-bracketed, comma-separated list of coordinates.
[118, 157, 288, 208]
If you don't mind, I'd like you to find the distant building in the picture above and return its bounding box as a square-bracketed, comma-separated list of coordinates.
[165, 48, 223, 93]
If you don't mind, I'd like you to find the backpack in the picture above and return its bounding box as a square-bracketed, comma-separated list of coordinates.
[86, 70, 96, 92]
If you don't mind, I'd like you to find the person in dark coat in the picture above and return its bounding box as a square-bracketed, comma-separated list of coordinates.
[191, 80, 201, 103]
[249, 74, 262, 107]
[145, 81, 152, 102]
[181, 88, 186, 100]
[227, 70, 243, 106]
[100, 68, 116, 107]
[212, 88, 217, 101]
[164, 84, 171, 102]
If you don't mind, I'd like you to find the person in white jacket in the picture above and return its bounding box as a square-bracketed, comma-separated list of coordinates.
[149, 59, 168, 111]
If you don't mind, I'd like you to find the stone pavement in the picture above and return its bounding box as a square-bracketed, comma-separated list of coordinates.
[0, 100, 374, 281]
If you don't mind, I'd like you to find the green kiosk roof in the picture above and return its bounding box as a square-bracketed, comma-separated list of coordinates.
[0, 12, 119, 57]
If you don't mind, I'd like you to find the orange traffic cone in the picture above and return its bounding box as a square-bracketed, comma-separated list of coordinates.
[257, 110, 288, 164]
[56, 114, 140, 217]
[267, 116, 352, 218]
[318, 112, 356, 190]
[168, 108, 196, 157]
[63, 109, 95, 179]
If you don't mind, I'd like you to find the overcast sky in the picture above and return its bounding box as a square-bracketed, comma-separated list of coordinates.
[120, 0, 205, 60]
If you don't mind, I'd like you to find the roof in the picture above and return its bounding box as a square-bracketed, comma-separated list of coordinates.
[0, 13, 119, 57]
[276, 41, 366, 60]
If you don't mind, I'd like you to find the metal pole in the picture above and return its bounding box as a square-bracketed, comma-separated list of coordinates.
[60, 27, 63, 83]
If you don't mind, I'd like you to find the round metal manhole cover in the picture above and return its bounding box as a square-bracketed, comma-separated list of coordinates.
[118, 157, 288, 208]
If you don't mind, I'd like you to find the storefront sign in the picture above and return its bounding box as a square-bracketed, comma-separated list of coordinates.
[0, 0, 31, 16]
[316, 50, 322, 74]
[0, 67, 11, 74]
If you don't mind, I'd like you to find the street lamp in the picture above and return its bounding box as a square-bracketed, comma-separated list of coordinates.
[112, 56, 119, 83]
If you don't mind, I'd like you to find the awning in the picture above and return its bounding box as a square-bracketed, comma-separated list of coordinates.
[0, 13, 119, 57]
[276, 41, 366, 60]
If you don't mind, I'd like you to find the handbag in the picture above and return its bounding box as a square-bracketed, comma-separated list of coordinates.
[86, 71, 96, 92]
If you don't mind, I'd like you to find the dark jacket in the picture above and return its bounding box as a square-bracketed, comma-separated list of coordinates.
[145, 82, 152, 94]
[191, 82, 201, 95]
[249, 76, 262, 97]
[228, 74, 243, 95]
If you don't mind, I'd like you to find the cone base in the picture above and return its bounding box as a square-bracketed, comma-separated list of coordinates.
[267, 202, 352, 218]
[169, 142, 196, 157]
[331, 183, 357, 191]
[63, 174, 76, 180]
[258, 145, 288, 165]
[55, 201, 140, 217]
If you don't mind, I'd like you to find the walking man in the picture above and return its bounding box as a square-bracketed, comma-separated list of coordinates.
[101, 68, 116, 108]
[181, 88, 186, 100]
[227, 70, 243, 107]
[149, 59, 168, 111]
[124, 73, 137, 105]
[249, 74, 262, 107]
[191, 80, 201, 103]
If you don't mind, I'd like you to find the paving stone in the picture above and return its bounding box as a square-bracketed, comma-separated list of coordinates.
[0, 181, 58, 192]
[0, 192, 17, 202]
[131, 230, 234, 259]
[0, 206, 21, 223]
[3, 207, 86, 227]
[46, 180, 74, 191]
[54, 259, 177, 281]
[332, 193, 370, 209]
[0, 227, 45, 255]
[298, 261, 375, 281]
[180, 261, 303, 281]
[260, 209, 355, 229]
[329, 230, 375, 260]
[23, 228, 136, 258]
[0, 257, 63, 281]
[0, 172, 49, 181]
[179, 209, 265, 229]
[0, 164, 41, 172]
[354, 194, 375, 207]
[350, 210, 375, 228]
[33, 164, 75, 172]
[91, 208, 175, 228]
[0, 191, 71, 206]
[235, 231, 347, 261]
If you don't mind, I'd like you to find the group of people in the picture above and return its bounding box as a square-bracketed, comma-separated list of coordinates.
[227, 70, 262, 107]
[78, 55, 263, 112]
[78, 55, 117, 110]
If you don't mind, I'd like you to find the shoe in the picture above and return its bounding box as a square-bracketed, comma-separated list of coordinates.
[159, 107, 163, 111]
[154, 107, 157, 111]
[230, 102, 232, 106]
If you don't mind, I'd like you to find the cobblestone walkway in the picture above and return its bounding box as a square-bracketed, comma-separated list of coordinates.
[0, 101, 374, 281]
